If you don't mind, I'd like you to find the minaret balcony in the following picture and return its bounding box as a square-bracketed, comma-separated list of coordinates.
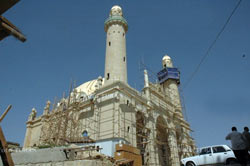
[104, 15, 128, 32]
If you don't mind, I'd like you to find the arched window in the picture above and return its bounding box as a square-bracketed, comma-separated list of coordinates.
[82, 130, 88, 137]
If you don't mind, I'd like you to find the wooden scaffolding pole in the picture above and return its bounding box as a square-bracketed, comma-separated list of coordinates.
[0, 105, 14, 166]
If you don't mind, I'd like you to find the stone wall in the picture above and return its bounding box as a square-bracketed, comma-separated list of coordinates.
[1, 147, 112, 166]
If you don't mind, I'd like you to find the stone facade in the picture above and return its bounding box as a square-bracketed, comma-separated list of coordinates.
[23, 5, 196, 166]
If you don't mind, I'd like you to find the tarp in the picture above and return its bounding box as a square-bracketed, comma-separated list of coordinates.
[157, 67, 180, 84]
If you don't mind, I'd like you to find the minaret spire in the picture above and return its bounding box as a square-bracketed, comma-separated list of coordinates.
[104, 5, 128, 84]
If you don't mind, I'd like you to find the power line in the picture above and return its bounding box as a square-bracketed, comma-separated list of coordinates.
[183, 0, 243, 89]
[139, 60, 159, 81]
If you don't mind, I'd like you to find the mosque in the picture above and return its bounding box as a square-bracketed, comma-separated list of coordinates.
[23, 5, 196, 166]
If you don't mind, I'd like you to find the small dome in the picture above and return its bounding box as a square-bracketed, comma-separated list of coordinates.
[162, 55, 173, 68]
[162, 55, 171, 61]
[110, 5, 123, 16]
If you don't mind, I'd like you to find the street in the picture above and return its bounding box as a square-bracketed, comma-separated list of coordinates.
[214, 164, 250, 166]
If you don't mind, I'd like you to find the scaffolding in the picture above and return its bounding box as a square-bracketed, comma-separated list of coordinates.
[0, 105, 14, 166]
[39, 93, 95, 146]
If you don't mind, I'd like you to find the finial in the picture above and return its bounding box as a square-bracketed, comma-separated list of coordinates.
[144, 69, 149, 88]
[43, 100, 51, 115]
[28, 108, 37, 121]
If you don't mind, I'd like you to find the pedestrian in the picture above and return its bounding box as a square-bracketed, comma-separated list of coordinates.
[226, 126, 248, 166]
[243, 127, 250, 151]
[243, 126, 250, 163]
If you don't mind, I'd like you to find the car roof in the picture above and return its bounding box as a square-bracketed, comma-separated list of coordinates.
[199, 145, 230, 149]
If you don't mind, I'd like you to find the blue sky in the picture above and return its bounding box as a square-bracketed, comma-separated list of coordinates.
[0, 0, 249, 148]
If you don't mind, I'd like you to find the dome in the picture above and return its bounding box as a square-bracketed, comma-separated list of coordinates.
[75, 79, 102, 96]
[162, 55, 171, 61]
[162, 55, 173, 68]
[110, 5, 123, 16]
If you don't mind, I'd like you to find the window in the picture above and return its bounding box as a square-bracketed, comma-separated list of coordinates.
[200, 148, 211, 155]
[113, 31, 115, 33]
[127, 126, 130, 133]
[118, 31, 120, 33]
[107, 73, 110, 80]
[127, 100, 129, 105]
[82, 130, 88, 137]
[123, 57, 126, 62]
[97, 146, 100, 152]
[123, 33, 125, 37]
[109, 42, 111, 46]
[212, 146, 226, 153]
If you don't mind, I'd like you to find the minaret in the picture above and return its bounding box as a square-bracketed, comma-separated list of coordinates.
[162, 55, 183, 117]
[104, 5, 128, 84]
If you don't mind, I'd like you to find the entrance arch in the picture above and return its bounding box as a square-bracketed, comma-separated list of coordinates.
[156, 116, 171, 166]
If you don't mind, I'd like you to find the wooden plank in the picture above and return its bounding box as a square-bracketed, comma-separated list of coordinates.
[0, 126, 14, 166]
[0, 19, 26, 42]
[0, 0, 20, 15]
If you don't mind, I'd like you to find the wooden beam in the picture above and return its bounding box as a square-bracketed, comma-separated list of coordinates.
[136, 133, 149, 138]
[0, 105, 14, 166]
[0, 126, 14, 166]
[0, 21, 26, 42]
[0, 0, 20, 15]
[0, 105, 12, 123]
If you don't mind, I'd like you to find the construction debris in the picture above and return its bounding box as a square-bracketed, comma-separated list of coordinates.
[115, 144, 142, 166]
[6, 142, 21, 152]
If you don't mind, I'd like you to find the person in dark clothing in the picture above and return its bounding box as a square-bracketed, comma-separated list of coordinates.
[226, 127, 248, 166]
[243, 127, 250, 151]
[243, 127, 250, 163]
